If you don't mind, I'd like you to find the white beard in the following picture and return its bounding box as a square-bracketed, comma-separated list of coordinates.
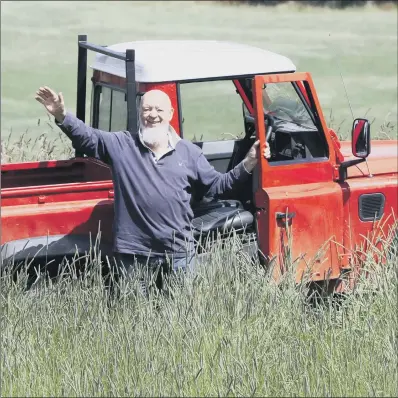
[141, 124, 169, 148]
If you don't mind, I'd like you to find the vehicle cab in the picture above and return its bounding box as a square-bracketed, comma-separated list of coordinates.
[78, 36, 395, 283]
[2, 35, 396, 288]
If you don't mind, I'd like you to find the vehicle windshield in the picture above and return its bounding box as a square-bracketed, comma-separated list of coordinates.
[262, 82, 316, 129]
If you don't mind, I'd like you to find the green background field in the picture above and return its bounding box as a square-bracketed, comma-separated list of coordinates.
[1, 3, 398, 396]
[1, 1, 397, 148]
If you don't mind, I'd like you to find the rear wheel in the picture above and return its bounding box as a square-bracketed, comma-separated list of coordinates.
[307, 278, 347, 308]
[2, 253, 110, 291]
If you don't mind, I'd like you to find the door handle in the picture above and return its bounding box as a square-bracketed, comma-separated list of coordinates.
[275, 212, 296, 220]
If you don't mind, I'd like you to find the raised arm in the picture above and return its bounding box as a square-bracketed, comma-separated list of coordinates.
[35, 86, 113, 162]
[196, 140, 270, 197]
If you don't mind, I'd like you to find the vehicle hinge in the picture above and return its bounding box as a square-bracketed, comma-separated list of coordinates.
[333, 165, 340, 181]
[254, 208, 266, 220]
[38, 195, 46, 204]
[338, 253, 352, 271]
[108, 190, 114, 199]
[275, 212, 296, 220]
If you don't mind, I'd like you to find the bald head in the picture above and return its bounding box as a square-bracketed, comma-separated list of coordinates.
[140, 90, 174, 129]
[142, 90, 172, 109]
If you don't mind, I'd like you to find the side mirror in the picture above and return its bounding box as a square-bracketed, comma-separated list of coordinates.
[351, 118, 371, 158]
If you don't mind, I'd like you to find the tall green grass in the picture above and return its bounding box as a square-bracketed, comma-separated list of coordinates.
[1, 229, 397, 397]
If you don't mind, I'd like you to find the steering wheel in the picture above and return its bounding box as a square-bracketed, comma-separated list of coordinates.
[244, 112, 275, 146]
[264, 113, 275, 144]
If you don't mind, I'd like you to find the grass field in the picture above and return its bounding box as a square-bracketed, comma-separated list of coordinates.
[1, 233, 397, 397]
[1, 1, 397, 152]
[1, 2, 398, 397]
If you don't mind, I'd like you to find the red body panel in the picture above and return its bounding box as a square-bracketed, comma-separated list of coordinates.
[255, 183, 346, 282]
[252, 73, 398, 282]
[343, 176, 397, 254]
[1, 199, 114, 245]
[1, 158, 114, 245]
[341, 140, 398, 178]
[1, 69, 397, 288]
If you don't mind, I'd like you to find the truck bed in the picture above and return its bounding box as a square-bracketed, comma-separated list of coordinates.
[1, 158, 112, 190]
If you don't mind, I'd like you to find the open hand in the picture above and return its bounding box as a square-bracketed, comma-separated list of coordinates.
[35, 86, 66, 123]
[247, 140, 271, 160]
[243, 140, 271, 173]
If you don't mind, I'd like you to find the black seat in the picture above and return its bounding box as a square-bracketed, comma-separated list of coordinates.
[191, 199, 254, 237]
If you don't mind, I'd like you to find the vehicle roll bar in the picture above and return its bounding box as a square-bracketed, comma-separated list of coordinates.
[75, 34, 137, 157]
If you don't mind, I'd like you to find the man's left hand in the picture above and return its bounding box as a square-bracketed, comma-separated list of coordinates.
[243, 140, 271, 173]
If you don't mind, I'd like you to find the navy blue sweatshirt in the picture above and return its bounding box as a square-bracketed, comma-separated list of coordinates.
[57, 113, 250, 258]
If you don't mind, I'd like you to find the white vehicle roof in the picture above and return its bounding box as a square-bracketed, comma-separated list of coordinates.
[90, 40, 296, 83]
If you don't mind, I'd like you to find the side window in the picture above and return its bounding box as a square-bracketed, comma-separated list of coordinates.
[94, 85, 127, 131]
[97, 86, 112, 131]
[179, 80, 245, 142]
[262, 82, 328, 161]
[263, 83, 316, 129]
[111, 90, 127, 131]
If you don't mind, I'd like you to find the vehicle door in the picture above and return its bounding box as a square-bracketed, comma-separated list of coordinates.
[252, 73, 347, 283]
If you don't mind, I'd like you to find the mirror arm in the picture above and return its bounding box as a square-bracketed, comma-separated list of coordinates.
[338, 158, 366, 182]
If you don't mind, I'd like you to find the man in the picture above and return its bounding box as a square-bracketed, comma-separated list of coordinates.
[35, 86, 270, 277]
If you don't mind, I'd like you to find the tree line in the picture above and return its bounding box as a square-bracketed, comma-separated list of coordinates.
[227, 0, 394, 8]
